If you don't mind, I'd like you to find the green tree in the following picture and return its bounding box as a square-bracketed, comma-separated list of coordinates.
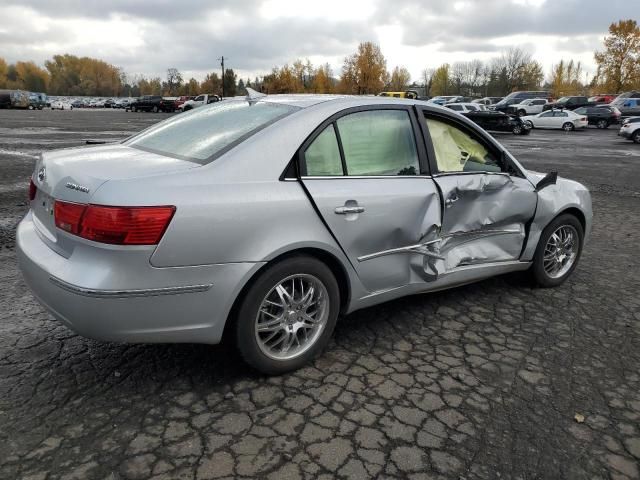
[430, 64, 451, 95]
[223, 68, 237, 97]
[200, 72, 221, 95]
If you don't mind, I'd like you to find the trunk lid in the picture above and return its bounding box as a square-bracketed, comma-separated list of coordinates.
[31, 144, 197, 254]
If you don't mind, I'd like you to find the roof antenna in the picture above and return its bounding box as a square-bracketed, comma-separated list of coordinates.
[246, 87, 266, 105]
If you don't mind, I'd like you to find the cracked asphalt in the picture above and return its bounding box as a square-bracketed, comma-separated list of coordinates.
[1, 109, 639, 480]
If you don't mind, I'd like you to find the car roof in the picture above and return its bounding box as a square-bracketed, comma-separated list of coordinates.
[257, 94, 437, 109]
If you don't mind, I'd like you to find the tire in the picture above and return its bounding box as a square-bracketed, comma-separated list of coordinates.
[512, 124, 523, 135]
[633, 130, 640, 144]
[517, 109, 526, 117]
[131, 106, 136, 112]
[183, 105, 192, 111]
[562, 122, 575, 132]
[530, 214, 584, 288]
[152, 106, 159, 113]
[235, 255, 340, 375]
[597, 119, 609, 129]
[525, 120, 534, 129]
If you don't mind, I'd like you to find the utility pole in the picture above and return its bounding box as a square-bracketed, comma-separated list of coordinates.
[219, 56, 225, 98]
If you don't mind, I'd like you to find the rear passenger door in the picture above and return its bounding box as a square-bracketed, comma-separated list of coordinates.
[300, 106, 442, 293]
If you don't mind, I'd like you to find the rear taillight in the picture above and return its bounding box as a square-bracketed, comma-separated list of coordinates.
[54, 201, 175, 245]
[29, 178, 37, 201]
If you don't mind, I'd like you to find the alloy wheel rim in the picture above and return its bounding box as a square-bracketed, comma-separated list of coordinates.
[563, 123, 573, 131]
[543, 225, 579, 279]
[255, 274, 329, 361]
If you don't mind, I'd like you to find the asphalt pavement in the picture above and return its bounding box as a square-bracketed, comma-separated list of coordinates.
[0, 109, 639, 480]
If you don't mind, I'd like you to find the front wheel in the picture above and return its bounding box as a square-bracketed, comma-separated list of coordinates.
[512, 124, 523, 135]
[152, 106, 159, 113]
[597, 119, 609, 129]
[525, 120, 534, 129]
[530, 214, 584, 288]
[517, 109, 526, 117]
[235, 256, 340, 375]
[562, 122, 575, 131]
[633, 130, 640, 144]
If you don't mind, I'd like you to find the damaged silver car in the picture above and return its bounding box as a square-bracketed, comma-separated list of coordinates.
[17, 92, 592, 374]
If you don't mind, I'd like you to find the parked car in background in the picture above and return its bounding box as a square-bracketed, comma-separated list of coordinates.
[618, 117, 640, 143]
[610, 91, 640, 108]
[50, 100, 69, 110]
[427, 96, 459, 106]
[615, 98, 640, 117]
[522, 110, 588, 131]
[180, 94, 220, 111]
[472, 97, 503, 105]
[28, 93, 47, 110]
[378, 91, 418, 99]
[588, 94, 617, 104]
[174, 95, 194, 110]
[128, 95, 176, 113]
[573, 105, 621, 128]
[104, 98, 116, 108]
[70, 100, 84, 109]
[543, 96, 594, 112]
[446, 102, 487, 113]
[0, 90, 11, 109]
[8, 90, 30, 109]
[492, 91, 549, 113]
[17, 94, 592, 374]
[507, 98, 549, 116]
[463, 110, 531, 135]
[113, 99, 130, 109]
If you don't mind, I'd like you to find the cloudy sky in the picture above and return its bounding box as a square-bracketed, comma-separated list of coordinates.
[0, 0, 630, 83]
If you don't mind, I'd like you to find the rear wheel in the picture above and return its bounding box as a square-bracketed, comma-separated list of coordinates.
[632, 130, 640, 144]
[512, 124, 523, 135]
[152, 106, 159, 113]
[235, 255, 340, 375]
[562, 122, 575, 131]
[131, 106, 136, 112]
[517, 109, 526, 117]
[596, 119, 609, 129]
[530, 214, 584, 288]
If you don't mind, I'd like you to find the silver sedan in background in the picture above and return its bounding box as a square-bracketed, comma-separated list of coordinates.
[17, 93, 592, 374]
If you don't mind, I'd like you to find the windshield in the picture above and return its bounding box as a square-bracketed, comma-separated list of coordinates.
[556, 97, 570, 103]
[125, 100, 299, 164]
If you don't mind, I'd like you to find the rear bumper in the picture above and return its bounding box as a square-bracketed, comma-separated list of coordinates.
[16, 211, 263, 344]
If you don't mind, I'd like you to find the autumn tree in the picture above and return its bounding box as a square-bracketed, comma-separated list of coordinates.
[549, 59, 584, 96]
[594, 19, 640, 92]
[389, 66, 411, 91]
[181, 77, 199, 95]
[0, 58, 9, 88]
[165, 68, 183, 95]
[338, 42, 389, 94]
[200, 72, 221, 94]
[311, 63, 333, 93]
[430, 64, 451, 96]
[45, 54, 121, 96]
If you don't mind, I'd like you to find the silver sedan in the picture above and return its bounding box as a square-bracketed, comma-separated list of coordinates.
[17, 93, 592, 374]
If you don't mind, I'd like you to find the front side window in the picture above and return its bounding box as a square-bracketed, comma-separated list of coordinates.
[126, 100, 298, 163]
[425, 117, 503, 173]
[336, 110, 419, 176]
[304, 124, 343, 176]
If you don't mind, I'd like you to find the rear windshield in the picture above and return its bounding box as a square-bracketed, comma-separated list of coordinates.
[125, 100, 299, 164]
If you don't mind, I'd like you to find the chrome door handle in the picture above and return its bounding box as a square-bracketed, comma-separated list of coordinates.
[335, 206, 365, 215]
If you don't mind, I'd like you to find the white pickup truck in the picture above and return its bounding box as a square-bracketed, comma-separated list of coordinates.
[180, 94, 220, 111]
[508, 98, 549, 117]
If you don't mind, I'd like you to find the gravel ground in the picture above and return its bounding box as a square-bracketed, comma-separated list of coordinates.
[0, 109, 639, 480]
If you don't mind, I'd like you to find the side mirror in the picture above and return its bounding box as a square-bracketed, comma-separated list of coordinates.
[535, 171, 558, 192]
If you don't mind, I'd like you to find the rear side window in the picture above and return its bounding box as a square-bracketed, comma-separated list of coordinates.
[304, 124, 343, 176]
[337, 110, 419, 176]
[125, 101, 298, 164]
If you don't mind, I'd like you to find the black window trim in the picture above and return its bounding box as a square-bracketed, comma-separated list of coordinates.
[296, 104, 430, 178]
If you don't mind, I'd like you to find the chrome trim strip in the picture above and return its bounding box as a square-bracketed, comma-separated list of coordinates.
[432, 171, 511, 178]
[301, 175, 433, 180]
[49, 276, 213, 298]
[358, 239, 444, 262]
[444, 228, 521, 239]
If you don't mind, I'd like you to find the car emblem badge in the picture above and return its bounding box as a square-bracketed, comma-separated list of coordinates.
[37, 166, 46, 182]
[65, 182, 90, 193]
